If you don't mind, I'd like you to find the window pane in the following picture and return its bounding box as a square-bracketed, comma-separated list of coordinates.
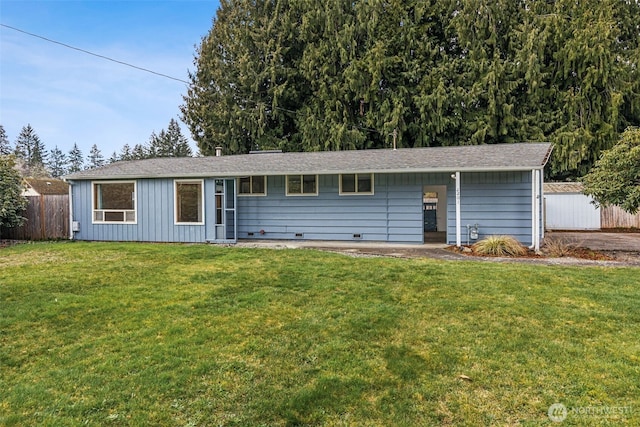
[177, 182, 202, 223]
[215, 179, 224, 193]
[358, 174, 372, 193]
[341, 174, 356, 193]
[239, 177, 251, 194]
[288, 175, 301, 194]
[95, 183, 134, 209]
[252, 176, 265, 194]
[215, 195, 223, 224]
[104, 211, 124, 222]
[303, 175, 316, 194]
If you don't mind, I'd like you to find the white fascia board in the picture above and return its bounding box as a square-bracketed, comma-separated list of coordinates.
[69, 165, 546, 180]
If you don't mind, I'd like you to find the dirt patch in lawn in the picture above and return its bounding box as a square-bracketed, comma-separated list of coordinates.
[310, 244, 640, 267]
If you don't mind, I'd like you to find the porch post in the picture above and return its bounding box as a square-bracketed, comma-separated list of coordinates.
[455, 171, 461, 247]
[534, 169, 541, 252]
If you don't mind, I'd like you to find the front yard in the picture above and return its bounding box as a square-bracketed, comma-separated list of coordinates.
[1, 242, 638, 425]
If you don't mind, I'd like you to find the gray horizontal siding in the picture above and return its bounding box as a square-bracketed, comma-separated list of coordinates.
[237, 175, 397, 241]
[236, 174, 453, 243]
[70, 170, 541, 245]
[446, 171, 538, 245]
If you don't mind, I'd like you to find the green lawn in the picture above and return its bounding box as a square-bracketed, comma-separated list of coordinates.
[1, 242, 638, 426]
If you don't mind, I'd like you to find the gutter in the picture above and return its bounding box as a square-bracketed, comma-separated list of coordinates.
[65, 165, 549, 181]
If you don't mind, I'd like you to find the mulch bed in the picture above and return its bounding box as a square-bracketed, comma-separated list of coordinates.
[446, 245, 615, 261]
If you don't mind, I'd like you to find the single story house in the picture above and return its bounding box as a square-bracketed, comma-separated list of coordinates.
[63, 143, 552, 249]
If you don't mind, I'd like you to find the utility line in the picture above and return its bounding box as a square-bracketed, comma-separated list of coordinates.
[1, 23, 190, 84]
[2, 23, 384, 136]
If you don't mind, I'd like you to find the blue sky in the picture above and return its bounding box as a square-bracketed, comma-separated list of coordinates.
[1, 0, 219, 160]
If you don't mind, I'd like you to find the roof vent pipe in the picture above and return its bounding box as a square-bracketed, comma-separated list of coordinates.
[215, 146, 222, 157]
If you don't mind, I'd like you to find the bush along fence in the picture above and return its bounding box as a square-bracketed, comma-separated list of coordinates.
[1, 195, 69, 240]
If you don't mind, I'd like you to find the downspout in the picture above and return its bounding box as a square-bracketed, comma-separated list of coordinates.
[529, 170, 535, 249]
[455, 171, 461, 247]
[535, 169, 541, 251]
[67, 180, 74, 240]
[540, 171, 545, 241]
[529, 169, 541, 251]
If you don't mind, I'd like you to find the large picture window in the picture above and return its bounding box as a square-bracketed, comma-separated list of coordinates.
[340, 173, 374, 195]
[175, 180, 204, 224]
[286, 175, 318, 196]
[239, 176, 266, 196]
[93, 181, 136, 223]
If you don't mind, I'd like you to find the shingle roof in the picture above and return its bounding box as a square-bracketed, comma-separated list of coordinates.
[544, 182, 584, 194]
[25, 178, 69, 195]
[64, 143, 553, 180]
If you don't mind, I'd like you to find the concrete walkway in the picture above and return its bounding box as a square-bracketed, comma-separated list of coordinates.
[234, 232, 640, 266]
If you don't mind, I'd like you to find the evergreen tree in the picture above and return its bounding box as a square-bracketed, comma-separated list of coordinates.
[47, 146, 67, 178]
[131, 144, 148, 160]
[14, 124, 48, 176]
[87, 144, 105, 169]
[0, 125, 10, 155]
[67, 143, 84, 173]
[0, 155, 28, 237]
[147, 119, 193, 158]
[182, 0, 306, 155]
[108, 151, 119, 163]
[182, 0, 640, 178]
[147, 131, 162, 158]
[118, 144, 133, 161]
[31, 136, 48, 168]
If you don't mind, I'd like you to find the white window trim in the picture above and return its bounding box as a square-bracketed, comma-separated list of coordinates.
[91, 180, 137, 224]
[174, 179, 205, 225]
[339, 173, 375, 195]
[285, 174, 319, 196]
[238, 176, 267, 197]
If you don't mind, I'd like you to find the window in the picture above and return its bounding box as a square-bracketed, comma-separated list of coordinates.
[239, 176, 266, 196]
[286, 174, 318, 196]
[340, 173, 374, 195]
[175, 180, 204, 224]
[93, 181, 136, 223]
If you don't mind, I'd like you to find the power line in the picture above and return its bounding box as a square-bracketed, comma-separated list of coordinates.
[1, 23, 385, 137]
[1, 23, 190, 84]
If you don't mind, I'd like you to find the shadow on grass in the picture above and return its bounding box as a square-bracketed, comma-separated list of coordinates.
[281, 376, 369, 426]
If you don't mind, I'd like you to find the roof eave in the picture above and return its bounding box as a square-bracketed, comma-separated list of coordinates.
[64, 165, 547, 180]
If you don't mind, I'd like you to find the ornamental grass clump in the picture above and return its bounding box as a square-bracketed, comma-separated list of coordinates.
[472, 235, 527, 257]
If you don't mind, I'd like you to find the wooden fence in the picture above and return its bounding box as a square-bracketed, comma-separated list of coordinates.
[601, 205, 640, 229]
[1, 195, 69, 240]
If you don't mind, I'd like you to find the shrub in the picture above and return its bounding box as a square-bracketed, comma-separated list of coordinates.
[542, 236, 582, 257]
[471, 235, 527, 257]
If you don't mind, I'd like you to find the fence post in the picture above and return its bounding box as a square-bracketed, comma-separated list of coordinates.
[40, 194, 46, 239]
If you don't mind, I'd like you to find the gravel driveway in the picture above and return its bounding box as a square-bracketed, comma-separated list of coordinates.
[546, 231, 640, 251]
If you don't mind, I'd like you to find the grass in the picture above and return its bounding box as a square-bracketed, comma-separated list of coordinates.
[1, 242, 639, 426]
